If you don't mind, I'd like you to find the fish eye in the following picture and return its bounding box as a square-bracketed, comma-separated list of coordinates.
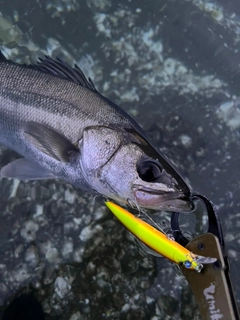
[137, 160, 162, 182]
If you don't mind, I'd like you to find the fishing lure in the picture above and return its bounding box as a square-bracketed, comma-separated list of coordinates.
[105, 201, 216, 272]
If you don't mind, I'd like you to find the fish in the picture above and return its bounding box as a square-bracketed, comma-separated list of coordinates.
[0, 50, 192, 212]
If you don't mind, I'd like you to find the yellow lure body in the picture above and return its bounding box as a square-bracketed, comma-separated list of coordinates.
[105, 201, 202, 271]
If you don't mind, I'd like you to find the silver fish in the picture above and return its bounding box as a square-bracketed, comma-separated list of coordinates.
[0, 52, 192, 212]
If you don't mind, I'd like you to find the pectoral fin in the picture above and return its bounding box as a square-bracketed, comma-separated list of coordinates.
[24, 121, 78, 162]
[0, 158, 54, 180]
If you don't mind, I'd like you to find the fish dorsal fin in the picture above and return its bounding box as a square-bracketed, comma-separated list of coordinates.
[0, 50, 97, 93]
[34, 56, 98, 92]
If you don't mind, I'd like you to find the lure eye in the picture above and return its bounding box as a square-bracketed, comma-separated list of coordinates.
[137, 160, 162, 182]
[184, 260, 192, 269]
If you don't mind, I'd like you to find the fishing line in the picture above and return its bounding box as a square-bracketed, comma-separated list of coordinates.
[138, 208, 167, 234]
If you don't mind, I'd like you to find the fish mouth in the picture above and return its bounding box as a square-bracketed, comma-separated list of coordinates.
[133, 186, 193, 212]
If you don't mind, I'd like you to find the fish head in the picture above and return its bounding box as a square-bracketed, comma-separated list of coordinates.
[132, 154, 192, 212]
[80, 126, 193, 212]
